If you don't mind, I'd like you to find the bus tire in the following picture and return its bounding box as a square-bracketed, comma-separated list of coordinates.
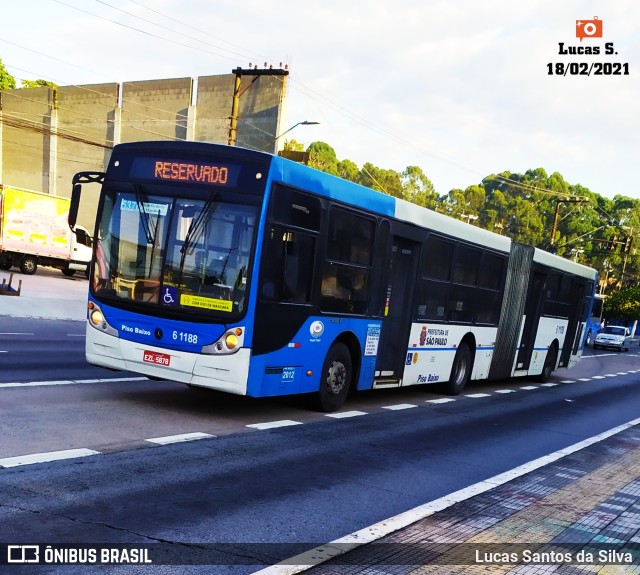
[314, 342, 352, 412]
[20, 255, 38, 275]
[537, 344, 558, 383]
[446, 342, 471, 395]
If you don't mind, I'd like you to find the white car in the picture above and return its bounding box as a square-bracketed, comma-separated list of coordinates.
[593, 325, 633, 351]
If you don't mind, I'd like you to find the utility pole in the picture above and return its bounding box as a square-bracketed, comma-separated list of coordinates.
[228, 66, 289, 146]
[550, 196, 589, 246]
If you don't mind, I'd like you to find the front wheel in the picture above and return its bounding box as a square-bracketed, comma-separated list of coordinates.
[313, 343, 352, 412]
[446, 342, 472, 395]
[20, 255, 38, 275]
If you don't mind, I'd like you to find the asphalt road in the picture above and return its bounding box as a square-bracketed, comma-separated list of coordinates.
[0, 327, 639, 574]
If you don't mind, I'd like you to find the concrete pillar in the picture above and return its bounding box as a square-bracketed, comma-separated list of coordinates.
[45, 89, 58, 196]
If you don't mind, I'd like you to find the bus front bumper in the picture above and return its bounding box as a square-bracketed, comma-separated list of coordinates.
[86, 325, 250, 395]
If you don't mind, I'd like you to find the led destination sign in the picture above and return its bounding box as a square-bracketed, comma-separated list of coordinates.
[129, 157, 241, 187]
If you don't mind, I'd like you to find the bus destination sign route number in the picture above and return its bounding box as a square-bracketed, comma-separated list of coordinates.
[129, 157, 240, 187]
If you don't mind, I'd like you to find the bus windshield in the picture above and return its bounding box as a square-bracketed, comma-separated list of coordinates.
[92, 188, 257, 319]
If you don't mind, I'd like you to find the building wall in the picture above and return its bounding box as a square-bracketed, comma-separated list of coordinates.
[0, 71, 287, 229]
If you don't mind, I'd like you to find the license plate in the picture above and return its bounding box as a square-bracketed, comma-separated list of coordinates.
[143, 350, 171, 366]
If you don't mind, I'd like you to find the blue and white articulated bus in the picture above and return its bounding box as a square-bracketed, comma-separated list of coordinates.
[69, 141, 598, 412]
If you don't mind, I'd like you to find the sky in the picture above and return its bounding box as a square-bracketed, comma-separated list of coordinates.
[1, 0, 639, 199]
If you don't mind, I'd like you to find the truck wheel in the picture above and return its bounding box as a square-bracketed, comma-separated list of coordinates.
[20, 255, 38, 275]
[313, 343, 352, 412]
[0, 260, 12, 270]
[446, 342, 472, 395]
[61, 269, 76, 277]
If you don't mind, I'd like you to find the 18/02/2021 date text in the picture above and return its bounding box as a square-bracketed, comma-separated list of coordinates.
[547, 62, 629, 76]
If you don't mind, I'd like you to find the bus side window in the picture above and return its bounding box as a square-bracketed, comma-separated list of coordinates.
[261, 227, 315, 303]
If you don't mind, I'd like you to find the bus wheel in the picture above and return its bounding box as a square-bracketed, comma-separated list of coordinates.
[537, 344, 558, 383]
[20, 255, 38, 275]
[446, 342, 471, 395]
[314, 343, 352, 412]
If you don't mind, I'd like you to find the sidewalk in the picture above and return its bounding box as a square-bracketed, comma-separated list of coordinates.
[275, 423, 640, 574]
[0, 268, 87, 321]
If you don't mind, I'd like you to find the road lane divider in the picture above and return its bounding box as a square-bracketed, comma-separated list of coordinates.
[146, 433, 215, 445]
[0, 377, 148, 388]
[247, 420, 303, 430]
[0, 448, 100, 468]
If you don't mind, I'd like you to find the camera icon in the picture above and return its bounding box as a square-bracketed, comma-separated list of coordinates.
[576, 17, 603, 41]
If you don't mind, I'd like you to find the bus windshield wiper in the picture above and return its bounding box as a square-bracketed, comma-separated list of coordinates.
[177, 193, 219, 283]
[133, 184, 155, 245]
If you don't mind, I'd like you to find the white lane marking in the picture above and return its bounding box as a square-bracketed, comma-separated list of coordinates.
[0, 332, 35, 336]
[382, 404, 417, 411]
[426, 398, 455, 404]
[146, 432, 214, 445]
[520, 386, 539, 390]
[0, 377, 148, 388]
[592, 376, 606, 380]
[251, 417, 640, 575]
[246, 420, 303, 430]
[560, 380, 576, 384]
[0, 448, 100, 468]
[578, 378, 591, 382]
[325, 411, 367, 418]
[465, 393, 491, 398]
[494, 389, 515, 394]
[617, 372, 628, 375]
[541, 383, 558, 387]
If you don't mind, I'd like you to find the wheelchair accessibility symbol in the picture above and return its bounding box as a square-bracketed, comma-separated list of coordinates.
[162, 286, 178, 305]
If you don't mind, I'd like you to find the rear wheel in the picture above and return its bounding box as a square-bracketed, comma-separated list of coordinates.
[61, 269, 76, 277]
[446, 342, 471, 395]
[313, 343, 352, 412]
[19, 255, 38, 275]
[537, 344, 558, 383]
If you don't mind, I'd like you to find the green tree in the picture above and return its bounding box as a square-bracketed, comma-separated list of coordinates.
[358, 163, 403, 198]
[603, 285, 640, 323]
[283, 138, 305, 152]
[337, 159, 359, 182]
[307, 141, 339, 175]
[0, 57, 16, 90]
[21, 79, 58, 89]
[401, 166, 438, 208]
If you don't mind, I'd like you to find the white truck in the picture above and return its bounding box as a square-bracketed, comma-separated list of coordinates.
[0, 185, 92, 276]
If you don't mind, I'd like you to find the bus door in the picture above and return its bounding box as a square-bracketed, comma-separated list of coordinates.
[375, 237, 420, 382]
[515, 271, 546, 370]
[559, 280, 587, 367]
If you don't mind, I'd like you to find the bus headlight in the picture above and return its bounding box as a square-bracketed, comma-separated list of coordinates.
[87, 301, 118, 336]
[202, 327, 244, 355]
[225, 333, 239, 350]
